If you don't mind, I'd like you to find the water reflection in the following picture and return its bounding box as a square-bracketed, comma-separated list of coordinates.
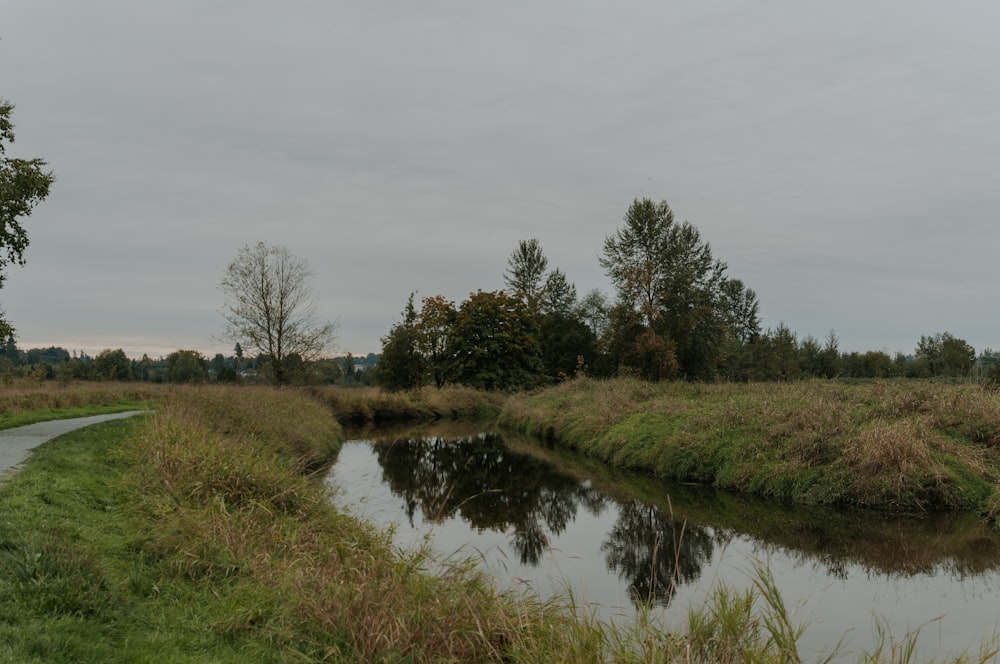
[373, 433, 606, 565]
[601, 500, 718, 606]
[331, 424, 1000, 656]
[367, 430, 727, 606]
[352, 425, 1000, 606]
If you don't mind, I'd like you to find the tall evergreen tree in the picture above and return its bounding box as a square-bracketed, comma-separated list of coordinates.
[503, 238, 548, 313]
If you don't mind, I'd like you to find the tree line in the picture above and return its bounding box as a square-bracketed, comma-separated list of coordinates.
[0, 338, 376, 386]
[374, 198, 991, 391]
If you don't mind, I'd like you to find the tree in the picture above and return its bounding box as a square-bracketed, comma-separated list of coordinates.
[503, 238, 548, 313]
[915, 332, 976, 378]
[446, 290, 543, 391]
[599, 198, 732, 379]
[373, 293, 425, 391]
[538, 268, 577, 316]
[220, 242, 335, 385]
[167, 349, 209, 383]
[93, 348, 132, 381]
[414, 294, 457, 388]
[0, 102, 55, 338]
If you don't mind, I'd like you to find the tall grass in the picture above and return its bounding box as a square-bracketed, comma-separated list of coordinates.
[0, 380, 161, 429]
[501, 378, 1000, 516]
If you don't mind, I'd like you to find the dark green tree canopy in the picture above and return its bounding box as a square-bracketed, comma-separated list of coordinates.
[446, 290, 543, 391]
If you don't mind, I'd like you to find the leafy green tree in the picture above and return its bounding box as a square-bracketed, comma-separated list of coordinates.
[0, 102, 54, 338]
[414, 294, 456, 389]
[915, 332, 976, 378]
[93, 349, 132, 381]
[599, 198, 733, 379]
[749, 323, 800, 381]
[446, 290, 543, 391]
[538, 311, 596, 380]
[167, 349, 209, 383]
[220, 242, 336, 385]
[373, 294, 425, 391]
[503, 238, 548, 313]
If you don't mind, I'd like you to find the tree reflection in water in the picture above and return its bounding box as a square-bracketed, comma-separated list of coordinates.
[370, 432, 718, 607]
[601, 500, 717, 607]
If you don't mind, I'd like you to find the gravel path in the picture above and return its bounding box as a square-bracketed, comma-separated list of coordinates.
[0, 411, 147, 484]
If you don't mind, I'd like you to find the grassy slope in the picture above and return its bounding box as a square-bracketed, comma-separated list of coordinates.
[501, 378, 1000, 518]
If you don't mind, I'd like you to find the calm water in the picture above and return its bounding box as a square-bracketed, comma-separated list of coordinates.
[325, 422, 1000, 660]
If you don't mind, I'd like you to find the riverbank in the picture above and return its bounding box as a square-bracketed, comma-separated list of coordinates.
[3, 382, 998, 661]
[501, 378, 1000, 522]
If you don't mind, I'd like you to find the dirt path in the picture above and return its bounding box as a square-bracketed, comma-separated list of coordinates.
[0, 411, 146, 484]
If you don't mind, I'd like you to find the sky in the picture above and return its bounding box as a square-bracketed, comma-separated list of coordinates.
[3, 1, 999, 360]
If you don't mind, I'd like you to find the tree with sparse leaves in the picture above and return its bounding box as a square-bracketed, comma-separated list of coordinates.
[0, 101, 54, 338]
[220, 242, 336, 385]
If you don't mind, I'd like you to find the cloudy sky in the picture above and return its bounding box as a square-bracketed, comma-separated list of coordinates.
[3, 1, 999, 359]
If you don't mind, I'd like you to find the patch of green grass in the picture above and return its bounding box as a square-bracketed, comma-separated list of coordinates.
[0, 416, 275, 662]
[0, 401, 151, 430]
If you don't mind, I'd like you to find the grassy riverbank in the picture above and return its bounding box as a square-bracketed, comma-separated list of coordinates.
[501, 378, 1000, 520]
[2, 382, 998, 662]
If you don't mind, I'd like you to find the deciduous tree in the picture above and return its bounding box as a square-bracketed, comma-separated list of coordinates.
[446, 290, 543, 391]
[0, 101, 55, 338]
[600, 198, 734, 379]
[220, 242, 335, 385]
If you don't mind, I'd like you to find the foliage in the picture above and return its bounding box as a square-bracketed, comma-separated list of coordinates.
[220, 241, 336, 385]
[414, 293, 456, 388]
[372, 293, 425, 391]
[503, 237, 548, 313]
[599, 199, 757, 379]
[92, 349, 132, 381]
[0, 101, 55, 338]
[915, 332, 976, 378]
[166, 349, 208, 383]
[446, 290, 544, 391]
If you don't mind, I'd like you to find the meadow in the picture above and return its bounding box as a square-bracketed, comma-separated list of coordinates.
[0, 380, 998, 662]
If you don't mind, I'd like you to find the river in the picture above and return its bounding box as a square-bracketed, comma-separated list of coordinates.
[325, 421, 1000, 660]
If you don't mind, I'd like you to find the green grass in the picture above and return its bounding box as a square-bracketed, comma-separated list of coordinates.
[0, 400, 150, 430]
[0, 416, 268, 662]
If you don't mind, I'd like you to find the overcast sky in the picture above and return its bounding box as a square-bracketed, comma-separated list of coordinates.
[3, 1, 999, 359]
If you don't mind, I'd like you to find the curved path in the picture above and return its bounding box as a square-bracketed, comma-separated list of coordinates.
[0, 411, 147, 484]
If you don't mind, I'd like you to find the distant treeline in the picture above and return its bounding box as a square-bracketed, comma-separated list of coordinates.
[0, 338, 378, 386]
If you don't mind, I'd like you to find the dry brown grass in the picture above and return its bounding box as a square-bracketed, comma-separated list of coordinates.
[0, 380, 164, 412]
